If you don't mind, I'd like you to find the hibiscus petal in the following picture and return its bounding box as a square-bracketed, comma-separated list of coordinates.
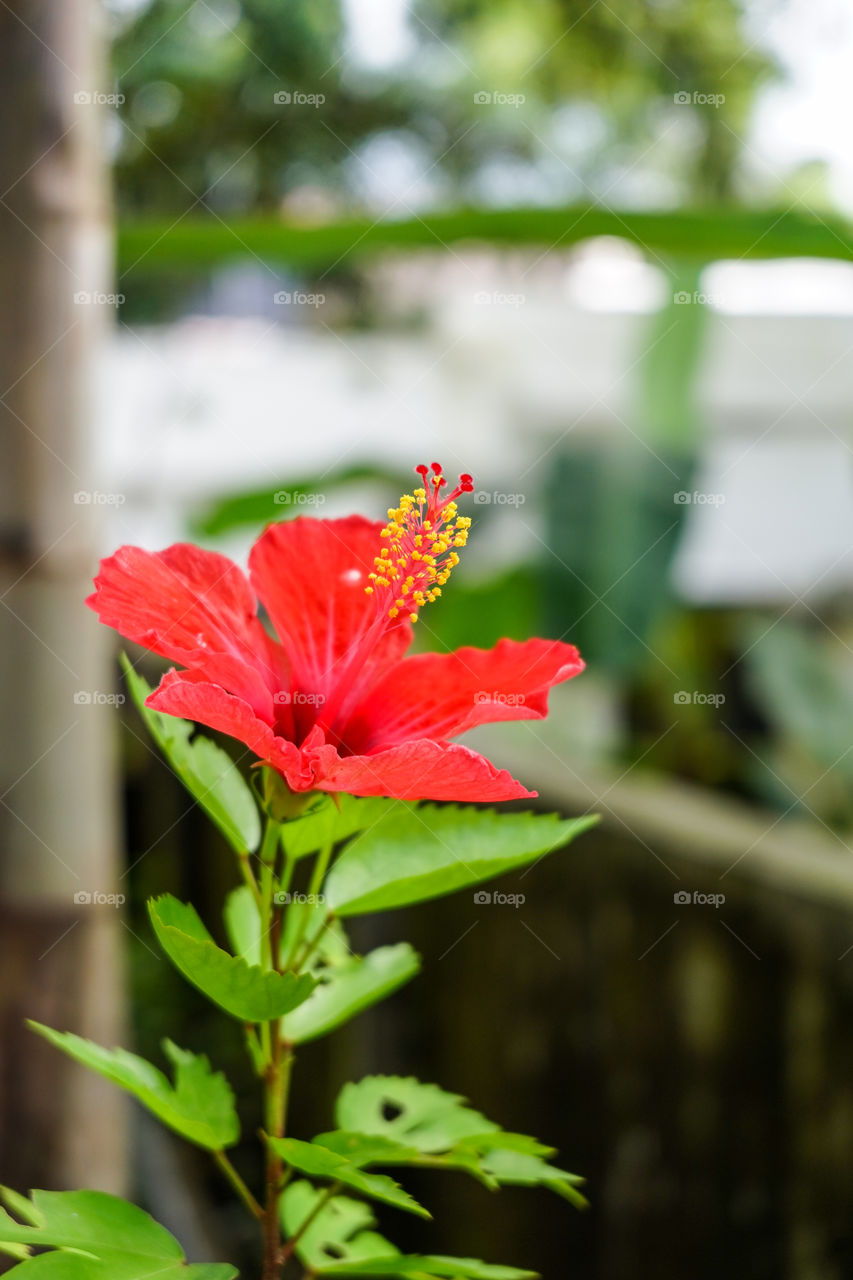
[303, 737, 536, 802]
[87, 543, 284, 719]
[248, 516, 412, 705]
[341, 638, 584, 753]
[147, 670, 309, 784]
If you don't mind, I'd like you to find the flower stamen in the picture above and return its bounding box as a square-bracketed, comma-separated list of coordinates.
[366, 463, 473, 621]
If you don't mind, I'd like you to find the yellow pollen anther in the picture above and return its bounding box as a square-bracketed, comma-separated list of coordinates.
[366, 470, 472, 619]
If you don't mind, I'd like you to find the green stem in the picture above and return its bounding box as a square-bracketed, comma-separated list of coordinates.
[280, 1182, 341, 1266]
[257, 812, 286, 1280]
[213, 1150, 263, 1221]
[285, 842, 333, 970]
[291, 911, 334, 972]
[238, 849, 262, 908]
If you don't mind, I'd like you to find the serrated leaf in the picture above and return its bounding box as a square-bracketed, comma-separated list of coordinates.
[283, 943, 421, 1044]
[334, 1077, 584, 1206]
[122, 655, 260, 854]
[149, 894, 316, 1022]
[280, 1183, 536, 1279]
[269, 1138, 429, 1218]
[0, 1189, 236, 1279]
[476, 1148, 587, 1209]
[324, 805, 598, 916]
[28, 1023, 239, 1151]
[335, 1077, 499, 1152]
[281, 793, 396, 860]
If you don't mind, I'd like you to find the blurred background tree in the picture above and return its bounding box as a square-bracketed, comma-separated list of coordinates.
[110, 0, 776, 215]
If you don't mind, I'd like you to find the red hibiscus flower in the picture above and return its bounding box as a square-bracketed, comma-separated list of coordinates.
[87, 465, 583, 801]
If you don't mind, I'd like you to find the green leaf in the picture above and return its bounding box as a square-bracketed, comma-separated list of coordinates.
[312, 1132, 425, 1168]
[280, 793, 396, 860]
[283, 942, 421, 1044]
[149, 894, 316, 1022]
[280, 1183, 536, 1279]
[321, 1260, 538, 1279]
[281, 1183, 393, 1269]
[0, 1189, 236, 1278]
[121, 655, 260, 854]
[223, 884, 261, 965]
[336, 1077, 500, 1153]
[28, 1023, 239, 1151]
[269, 1139, 429, 1218]
[334, 1077, 585, 1206]
[476, 1147, 587, 1209]
[324, 805, 598, 916]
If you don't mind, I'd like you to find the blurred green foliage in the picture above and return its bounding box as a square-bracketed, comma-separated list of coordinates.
[111, 0, 774, 217]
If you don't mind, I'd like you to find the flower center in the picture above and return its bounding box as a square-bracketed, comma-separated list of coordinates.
[366, 463, 473, 622]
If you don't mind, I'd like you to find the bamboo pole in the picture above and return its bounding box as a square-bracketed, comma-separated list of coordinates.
[0, 0, 126, 1194]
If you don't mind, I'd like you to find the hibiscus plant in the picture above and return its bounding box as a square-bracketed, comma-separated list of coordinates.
[2, 466, 595, 1279]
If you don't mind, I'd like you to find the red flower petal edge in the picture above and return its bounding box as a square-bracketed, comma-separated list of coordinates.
[88, 466, 584, 801]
